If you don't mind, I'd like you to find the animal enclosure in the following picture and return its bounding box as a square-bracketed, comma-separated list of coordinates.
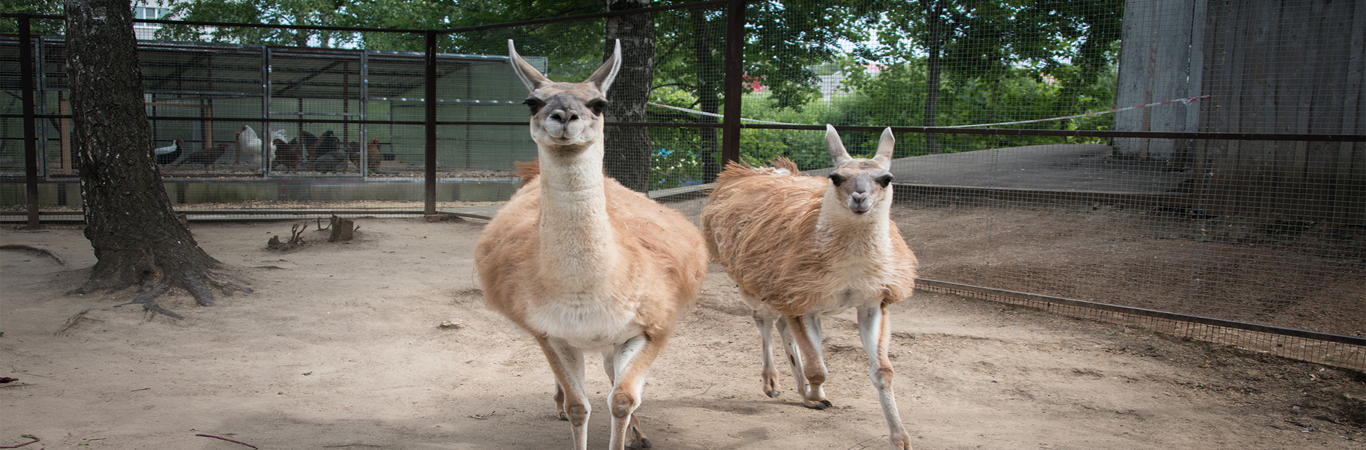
[2, 0, 1363, 372]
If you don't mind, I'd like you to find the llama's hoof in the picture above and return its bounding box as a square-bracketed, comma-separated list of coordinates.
[628, 420, 652, 448]
[765, 390, 782, 398]
[557, 411, 569, 421]
[890, 431, 913, 450]
[804, 399, 833, 410]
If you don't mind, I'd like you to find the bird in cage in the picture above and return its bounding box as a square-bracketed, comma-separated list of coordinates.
[177, 143, 228, 171]
[273, 139, 303, 171]
[236, 125, 263, 169]
[153, 138, 183, 165]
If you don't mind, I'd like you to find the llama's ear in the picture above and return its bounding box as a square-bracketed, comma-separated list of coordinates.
[508, 40, 550, 92]
[585, 39, 622, 94]
[874, 127, 895, 166]
[825, 124, 852, 166]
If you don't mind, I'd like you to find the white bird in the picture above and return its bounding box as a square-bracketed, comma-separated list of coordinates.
[236, 125, 263, 168]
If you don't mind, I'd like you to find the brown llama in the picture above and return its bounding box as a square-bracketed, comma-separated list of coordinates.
[474, 40, 708, 450]
[701, 125, 919, 450]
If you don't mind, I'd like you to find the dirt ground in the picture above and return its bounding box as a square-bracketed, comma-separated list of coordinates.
[3, 206, 1365, 449]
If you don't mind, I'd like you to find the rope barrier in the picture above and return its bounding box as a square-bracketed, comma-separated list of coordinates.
[647, 95, 1212, 129]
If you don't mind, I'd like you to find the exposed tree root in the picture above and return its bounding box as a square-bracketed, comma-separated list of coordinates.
[69, 263, 252, 319]
[115, 279, 184, 320]
[0, 244, 67, 266]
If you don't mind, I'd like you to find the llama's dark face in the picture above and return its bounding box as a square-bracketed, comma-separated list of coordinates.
[522, 84, 610, 148]
[828, 160, 893, 215]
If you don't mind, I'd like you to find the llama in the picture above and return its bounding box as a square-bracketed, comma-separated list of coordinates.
[474, 40, 708, 450]
[700, 125, 919, 450]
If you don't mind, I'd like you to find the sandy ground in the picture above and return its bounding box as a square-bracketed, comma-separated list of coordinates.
[2, 211, 1364, 450]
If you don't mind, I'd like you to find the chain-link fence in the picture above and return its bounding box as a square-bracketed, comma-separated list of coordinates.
[3, 0, 1363, 369]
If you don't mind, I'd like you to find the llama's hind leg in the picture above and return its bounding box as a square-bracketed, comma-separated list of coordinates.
[774, 315, 807, 401]
[537, 336, 590, 450]
[784, 313, 832, 409]
[604, 349, 652, 449]
[750, 299, 783, 398]
[857, 304, 912, 450]
[553, 382, 568, 420]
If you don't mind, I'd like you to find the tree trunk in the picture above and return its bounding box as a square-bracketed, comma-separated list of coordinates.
[692, 9, 723, 183]
[922, 0, 944, 155]
[65, 0, 248, 312]
[603, 0, 655, 193]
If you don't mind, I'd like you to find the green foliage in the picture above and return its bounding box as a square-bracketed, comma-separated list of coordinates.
[731, 53, 1119, 168]
[0, 0, 65, 35]
[737, 94, 833, 170]
[158, 0, 360, 48]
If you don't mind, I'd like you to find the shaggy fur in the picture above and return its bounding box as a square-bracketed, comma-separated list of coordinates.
[473, 39, 707, 450]
[701, 126, 918, 450]
[704, 158, 917, 316]
[477, 168, 706, 348]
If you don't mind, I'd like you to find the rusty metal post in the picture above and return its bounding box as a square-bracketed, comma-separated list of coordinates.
[20, 15, 41, 227]
[424, 30, 438, 215]
[719, 0, 745, 165]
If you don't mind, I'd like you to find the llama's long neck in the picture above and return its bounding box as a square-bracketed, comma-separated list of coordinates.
[815, 187, 894, 262]
[536, 141, 617, 292]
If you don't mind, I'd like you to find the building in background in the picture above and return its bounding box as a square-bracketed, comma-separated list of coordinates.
[132, 3, 171, 40]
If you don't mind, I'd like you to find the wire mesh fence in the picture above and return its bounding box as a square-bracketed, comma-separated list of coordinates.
[2, 0, 1363, 369]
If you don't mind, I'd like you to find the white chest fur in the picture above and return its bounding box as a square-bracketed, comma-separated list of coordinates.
[527, 292, 642, 350]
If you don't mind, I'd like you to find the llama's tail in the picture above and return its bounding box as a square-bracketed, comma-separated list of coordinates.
[716, 156, 802, 187]
[770, 156, 799, 175]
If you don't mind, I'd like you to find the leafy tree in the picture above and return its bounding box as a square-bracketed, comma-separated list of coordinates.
[158, 0, 362, 47]
[650, 0, 882, 181]
[0, 0, 65, 35]
[849, 0, 1123, 152]
[65, 0, 249, 315]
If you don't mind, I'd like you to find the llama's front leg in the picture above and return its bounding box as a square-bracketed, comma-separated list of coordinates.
[603, 348, 651, 449]
[857, 305, 912, 450]
[536, 336, 590, 450]
[752, 307, 783, 398]
[785, 313, 832, 409]
[606, 334, 667, 450]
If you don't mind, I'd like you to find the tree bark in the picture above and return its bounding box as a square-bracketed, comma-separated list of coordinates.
[603, 0, 655, 193]
[65, 0, 248, 312]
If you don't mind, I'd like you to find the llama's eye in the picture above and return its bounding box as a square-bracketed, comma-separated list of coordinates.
[588, 99, 609, 115]
[828, 173, 845, 187]
[876, 174, 893, 187]
[523, 98, 545, 115]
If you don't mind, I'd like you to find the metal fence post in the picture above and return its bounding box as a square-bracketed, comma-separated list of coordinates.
[20, 14, 40, 227]
[720, 0, 745, 165]
[424, 30, 438, 215]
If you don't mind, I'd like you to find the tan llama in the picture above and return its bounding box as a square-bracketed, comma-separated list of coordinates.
[474, 40, 708, 450]
[701, 125, 919, 450]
